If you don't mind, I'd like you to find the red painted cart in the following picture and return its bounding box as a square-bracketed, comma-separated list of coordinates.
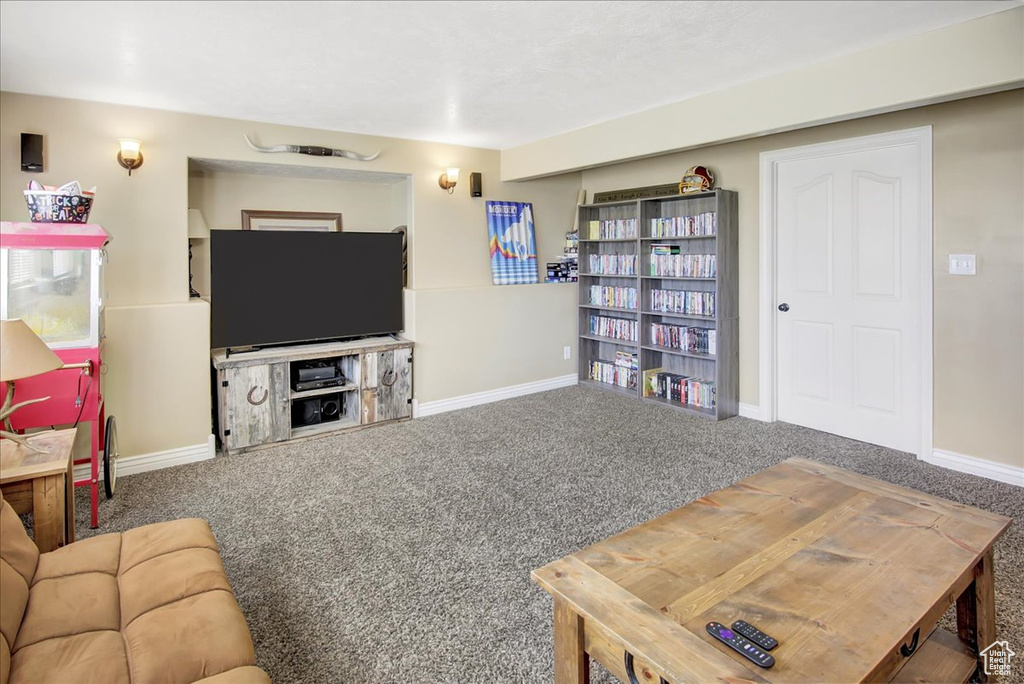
[1, 222, 118, 528]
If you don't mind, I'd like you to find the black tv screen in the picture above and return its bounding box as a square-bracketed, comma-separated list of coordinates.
[211, 230, 403, 349]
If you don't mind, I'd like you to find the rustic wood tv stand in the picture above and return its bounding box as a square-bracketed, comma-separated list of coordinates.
[211, 335, 412, 454]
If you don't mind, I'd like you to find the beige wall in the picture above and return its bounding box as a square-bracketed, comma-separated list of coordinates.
[103, 302, 212, 456]
[581, 90, 1024, 468]
[0, 92, 581, 457]
[412, 284, 577, 403]
[504, 8, 1024, 180]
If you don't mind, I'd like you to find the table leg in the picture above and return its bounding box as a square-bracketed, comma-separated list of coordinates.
[956, 548, 997, 682]
[31, 474, 63, 553]
[554, 597, 589, 684]
[64, 458, 75, 545]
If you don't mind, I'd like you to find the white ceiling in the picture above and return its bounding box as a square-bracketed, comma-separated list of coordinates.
[1, 1, 1019, 150]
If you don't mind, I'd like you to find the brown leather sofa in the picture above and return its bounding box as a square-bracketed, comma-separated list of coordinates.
[0, 492, 270, 684]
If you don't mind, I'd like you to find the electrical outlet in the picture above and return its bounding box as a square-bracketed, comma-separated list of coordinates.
[563, 346, 572, 360]
[948, 254, 976, 276]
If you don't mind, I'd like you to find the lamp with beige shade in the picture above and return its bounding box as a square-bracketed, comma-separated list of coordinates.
[0, 319, 63, 452]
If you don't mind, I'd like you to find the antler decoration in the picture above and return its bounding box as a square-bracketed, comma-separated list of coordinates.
[244, 133, 381, 162]
[1, 395, 52, 452]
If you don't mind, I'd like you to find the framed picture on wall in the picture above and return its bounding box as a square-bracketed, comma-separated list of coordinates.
[241, 210, 342, 232]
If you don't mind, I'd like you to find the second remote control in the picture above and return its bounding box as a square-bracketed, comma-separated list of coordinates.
[706, 622, 775, 668]
[732, 620, 778, 651]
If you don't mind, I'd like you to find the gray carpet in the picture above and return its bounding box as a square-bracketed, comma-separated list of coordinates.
[73, 385, 1023, 684]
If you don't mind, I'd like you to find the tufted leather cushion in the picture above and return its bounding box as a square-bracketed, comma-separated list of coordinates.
[0, 493, 268, 684]
[0, 495, 39, 684]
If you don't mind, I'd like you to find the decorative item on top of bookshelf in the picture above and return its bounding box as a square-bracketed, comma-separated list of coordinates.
[485, 201, 538, 285]
[678, 165, 715, 195]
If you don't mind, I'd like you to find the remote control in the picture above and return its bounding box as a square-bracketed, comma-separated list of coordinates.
[706, 621, 775, 669]
[732, 620, 779, 651]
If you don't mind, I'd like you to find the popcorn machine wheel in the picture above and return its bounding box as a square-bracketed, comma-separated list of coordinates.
[103, 414, 118, 498]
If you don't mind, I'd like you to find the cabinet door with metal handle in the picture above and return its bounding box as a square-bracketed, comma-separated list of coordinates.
[223, 362, 290, 449]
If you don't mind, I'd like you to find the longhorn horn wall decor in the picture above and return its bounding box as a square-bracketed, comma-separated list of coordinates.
[243, 133, 381, 162]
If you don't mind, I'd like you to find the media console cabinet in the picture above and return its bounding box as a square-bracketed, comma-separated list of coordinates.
[211, 336, 413, 454]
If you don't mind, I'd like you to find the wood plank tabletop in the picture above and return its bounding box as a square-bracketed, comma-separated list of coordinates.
[0, 429, 76, 483]
[533, 457, 1012, 683]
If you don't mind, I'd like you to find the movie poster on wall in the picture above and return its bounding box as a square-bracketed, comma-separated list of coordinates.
[485, 201, 539, 285]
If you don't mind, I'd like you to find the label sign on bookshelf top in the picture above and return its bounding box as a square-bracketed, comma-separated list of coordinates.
[593, 185, 719, 203]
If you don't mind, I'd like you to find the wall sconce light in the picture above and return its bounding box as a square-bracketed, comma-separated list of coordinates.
[117, 138, 143, 176]
[438, 167, 460, 194]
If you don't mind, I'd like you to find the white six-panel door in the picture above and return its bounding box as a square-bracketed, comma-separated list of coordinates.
[767, 131, 929, 454]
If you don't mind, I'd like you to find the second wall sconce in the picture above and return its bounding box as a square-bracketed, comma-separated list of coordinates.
[438, 167, 460, 194]
[117, 138, 144, 176]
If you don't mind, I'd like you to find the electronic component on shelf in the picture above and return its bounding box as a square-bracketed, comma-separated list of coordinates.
[292, 359, 345, 391]
[293, 376, 347, 392]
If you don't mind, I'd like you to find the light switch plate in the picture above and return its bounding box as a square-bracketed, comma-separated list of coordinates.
[948, 254, 976, 276]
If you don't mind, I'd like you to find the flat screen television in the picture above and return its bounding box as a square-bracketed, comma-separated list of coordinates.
[211, 230, 403, 350]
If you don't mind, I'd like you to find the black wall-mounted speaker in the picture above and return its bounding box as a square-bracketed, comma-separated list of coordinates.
[469, 172, 482, 197]
[21, 133, 43, 172]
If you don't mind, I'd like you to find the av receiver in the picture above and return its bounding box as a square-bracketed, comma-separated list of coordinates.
[294, 376, 348, 392]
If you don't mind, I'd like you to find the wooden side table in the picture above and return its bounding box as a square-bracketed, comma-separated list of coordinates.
[0, 428, 77, 552]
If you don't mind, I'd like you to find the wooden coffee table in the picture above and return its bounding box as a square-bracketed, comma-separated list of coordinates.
[0, 428, 77, 552]
[533, 458, 1011, 683]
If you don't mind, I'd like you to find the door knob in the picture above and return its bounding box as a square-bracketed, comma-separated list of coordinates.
[778, 303, 790, 312]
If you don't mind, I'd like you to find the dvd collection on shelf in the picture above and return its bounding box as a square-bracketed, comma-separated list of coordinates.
[578, 190, 736, 419]
[589, 314, 638, 342]
[649, 246, 716, 278]
[546, 260, 577, 282]
[546, 231, 579, 283]
[650, 212, 717, 238]
[588, 218, 637, 240]
[589, 285, 637, 310]
[590, 350, 638, 389]
[649, 323, 716, 355]
[650, 289, 716, 317]
[588, 253, 637, 275]
[643, 368, 716, 410]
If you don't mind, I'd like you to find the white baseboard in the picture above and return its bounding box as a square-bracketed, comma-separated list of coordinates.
[921, 449, 1024, 487]
[74, 434, 215, 482]
[738, 403, 764, 421]
[415, 374, 578, 418]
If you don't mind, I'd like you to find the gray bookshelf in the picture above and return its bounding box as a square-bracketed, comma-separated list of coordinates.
[577, 189, 738, 420]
